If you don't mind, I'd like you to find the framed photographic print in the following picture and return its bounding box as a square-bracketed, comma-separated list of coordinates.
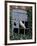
[5, 1, 36, 45]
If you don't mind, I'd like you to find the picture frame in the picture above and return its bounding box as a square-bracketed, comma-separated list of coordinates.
[5, 1, 36, 45]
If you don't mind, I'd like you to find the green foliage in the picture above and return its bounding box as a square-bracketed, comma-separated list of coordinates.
[27, 8, 32, 28]
[10, 32, 32, 40]
[27, 7, 32, 39]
